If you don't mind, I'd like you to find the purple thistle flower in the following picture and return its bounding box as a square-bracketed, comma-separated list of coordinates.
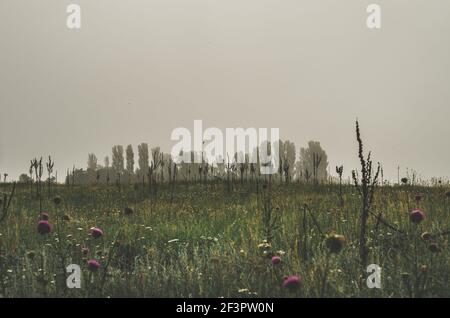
[37, 220, 52, 235]
[90, 227, 103, 239]
[410, 209, 425, 224]
[282, 275, 302, 290]
[87, 259, 100, 272]
[271, 256, 281, 265]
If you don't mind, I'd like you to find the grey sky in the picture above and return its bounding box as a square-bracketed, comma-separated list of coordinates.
[1, 0, 449, 181]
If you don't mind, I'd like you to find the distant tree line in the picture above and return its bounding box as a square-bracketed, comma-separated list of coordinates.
[63, 140, 329, 186]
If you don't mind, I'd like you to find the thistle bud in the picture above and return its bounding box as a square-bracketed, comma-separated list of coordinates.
[325, 234, 346, 254]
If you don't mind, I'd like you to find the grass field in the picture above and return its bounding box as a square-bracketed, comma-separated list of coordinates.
[1, 180, 449, 298]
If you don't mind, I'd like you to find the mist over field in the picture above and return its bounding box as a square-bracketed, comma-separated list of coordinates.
[0, 1, 449, 181]
[1, 1, 450, 301]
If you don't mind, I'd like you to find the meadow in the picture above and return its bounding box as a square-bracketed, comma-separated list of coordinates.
[0, 178, 449, 298]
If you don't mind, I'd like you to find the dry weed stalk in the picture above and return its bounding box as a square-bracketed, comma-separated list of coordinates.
[46, 155, 54, 197]
[336, 165, 344, 205]
[0, 182, 16, 223]
[351, 120, 380, 267]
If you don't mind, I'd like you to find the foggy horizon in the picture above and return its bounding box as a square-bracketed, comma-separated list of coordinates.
[1, 0, 450, 182]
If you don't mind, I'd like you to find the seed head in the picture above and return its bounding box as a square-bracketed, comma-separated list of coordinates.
[53, 196, 62, 205]
[421, 232, 433, 241]
[325, 234, 346, 254]
[39, 212, 50, 221]
[124, 207, 134, 216]
[428, 243, 441, 253]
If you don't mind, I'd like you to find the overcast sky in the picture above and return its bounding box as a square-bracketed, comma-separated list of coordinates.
[1, 0, 449, 181]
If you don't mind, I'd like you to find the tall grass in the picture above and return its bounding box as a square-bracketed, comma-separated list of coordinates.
[0, 179, 449, 297]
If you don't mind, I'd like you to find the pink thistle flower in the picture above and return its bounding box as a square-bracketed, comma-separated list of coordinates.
[282, 275, 302, 291]
[410, 209, 425, 224]
[271, 256, 282, 265]
[90, 227, 103, 239]
[87, 259, 100, 272]
[37, 220, 52, 235]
